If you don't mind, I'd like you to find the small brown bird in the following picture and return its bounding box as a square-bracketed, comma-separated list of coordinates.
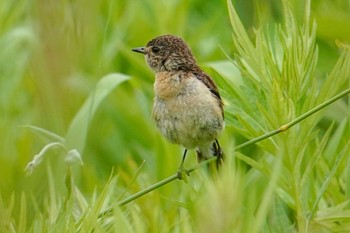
[132, 35, 224, 176]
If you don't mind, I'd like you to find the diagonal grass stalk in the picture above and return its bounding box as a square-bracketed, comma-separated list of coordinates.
[98, 87, 350, 218]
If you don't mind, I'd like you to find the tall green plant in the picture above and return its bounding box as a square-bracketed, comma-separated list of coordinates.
[201, 0, 350, 232]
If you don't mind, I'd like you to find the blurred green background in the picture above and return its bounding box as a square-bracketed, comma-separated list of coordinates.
[1, 0, 349, 231]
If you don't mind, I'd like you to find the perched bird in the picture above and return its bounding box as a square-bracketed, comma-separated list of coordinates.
[132, 35, 224, 176]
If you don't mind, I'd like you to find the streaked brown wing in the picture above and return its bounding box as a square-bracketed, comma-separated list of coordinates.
[192, 69, 224, 118]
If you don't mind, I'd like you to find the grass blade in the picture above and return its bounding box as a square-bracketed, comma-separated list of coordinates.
[65, 73, 129, 153]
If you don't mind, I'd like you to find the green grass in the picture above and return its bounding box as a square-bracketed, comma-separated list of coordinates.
[1, 0, 350, 232]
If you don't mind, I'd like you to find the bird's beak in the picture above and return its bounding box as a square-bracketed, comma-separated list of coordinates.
[132, 47, 146, 54]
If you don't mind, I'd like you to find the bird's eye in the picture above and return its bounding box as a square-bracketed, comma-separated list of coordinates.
[151, 46, 160, 54]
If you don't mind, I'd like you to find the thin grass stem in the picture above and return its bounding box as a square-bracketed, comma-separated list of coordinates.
[99, 87, 350, 218]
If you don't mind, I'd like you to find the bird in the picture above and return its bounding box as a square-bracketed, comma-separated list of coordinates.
[132, 35, 224, 177]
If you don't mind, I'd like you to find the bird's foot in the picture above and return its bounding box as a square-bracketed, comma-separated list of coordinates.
[177, 165, 190, 181]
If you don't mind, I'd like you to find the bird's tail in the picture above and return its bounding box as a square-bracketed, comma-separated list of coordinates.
[196, 140, 224, 171]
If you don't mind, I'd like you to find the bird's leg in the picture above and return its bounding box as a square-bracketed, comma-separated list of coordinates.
[177, 149, 189, 180]
[214, 139, 224, 169]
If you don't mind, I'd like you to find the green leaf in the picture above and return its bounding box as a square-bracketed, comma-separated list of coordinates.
[18, 193, 27, 233]
[65, 73, 130, 153]
[21, 125, 65, 143]
[271, 199, 294, 233]
[206, 60, 242, 85]
[309, 141, 350, 219]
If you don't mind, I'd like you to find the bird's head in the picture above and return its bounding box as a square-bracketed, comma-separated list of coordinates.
[132, 35, 197, 72]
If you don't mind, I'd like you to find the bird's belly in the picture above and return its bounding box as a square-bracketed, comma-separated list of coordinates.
[152, 94, 224, 149]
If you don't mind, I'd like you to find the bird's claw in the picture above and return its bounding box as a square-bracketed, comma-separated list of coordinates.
[177, 166, 190, 181]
